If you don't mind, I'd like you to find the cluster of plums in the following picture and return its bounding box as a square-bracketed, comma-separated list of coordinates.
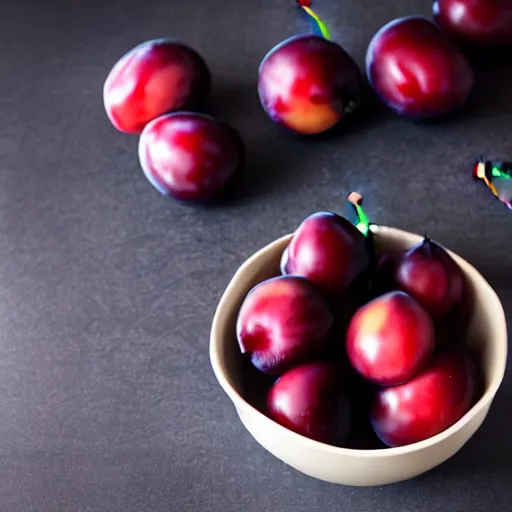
[103, 0, 512, 204]
[262, 0, 512, 129]
[103, 39, 244, 203]
[236, 209, 480, 448]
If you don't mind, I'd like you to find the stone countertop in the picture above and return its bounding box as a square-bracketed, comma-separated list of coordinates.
[0, 0, 510, 510]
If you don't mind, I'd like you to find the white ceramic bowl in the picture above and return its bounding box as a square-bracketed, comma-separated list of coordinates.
[210, 226, 508, 486]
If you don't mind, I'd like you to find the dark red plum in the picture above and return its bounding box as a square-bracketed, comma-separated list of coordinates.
[104, 39, 211, 134]
[282, 212, 370, 296]
[391, 238, 465, 322]
[366, 17, 474, 118]
[434, 0, 512, 47]
[267, 361, 351, 444]
[372, 346, 478, 447]
[346, 291, 435, 386]
[236, 276, 333, 375]
[138, 112, 243, 203]
[258, 35, 363, 135]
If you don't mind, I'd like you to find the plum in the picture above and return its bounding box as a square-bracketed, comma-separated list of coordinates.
[434, 0, 512, 47]
[104, 39, 210, 134]
[366, 16, 474, 118]
[236, 276, 333, 375]
[138, 112, 243, 203]
[258, 34, 363, 135]
[267, 361, 351, 444]
[281, 212, 370, 296]
[371, 346, 478, 447]
[390, 237, 465, 322]
[346, 291, 435, 386]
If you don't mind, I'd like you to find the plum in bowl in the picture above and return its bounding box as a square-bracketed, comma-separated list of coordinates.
[209, 225, 507, 486]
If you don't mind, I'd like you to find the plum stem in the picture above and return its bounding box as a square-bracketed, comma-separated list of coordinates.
[348, 192, 377, 290]
[296, 1, 332, 40]
[420, 235, 433, 254]
[348, 192, 371, 238]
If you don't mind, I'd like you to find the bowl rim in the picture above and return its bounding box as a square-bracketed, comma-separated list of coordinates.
[210, 225, 508, 458]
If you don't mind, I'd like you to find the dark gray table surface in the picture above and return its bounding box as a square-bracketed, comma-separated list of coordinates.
[0, 0, 511, 510]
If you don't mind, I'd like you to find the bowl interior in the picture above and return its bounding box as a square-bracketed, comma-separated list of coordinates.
[211, 226, 507, 453]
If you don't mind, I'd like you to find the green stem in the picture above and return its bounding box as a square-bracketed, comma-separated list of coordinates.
[348, 192, 371, 237]
[297, 2, 332, 40]
[492, 164, 512, 179]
